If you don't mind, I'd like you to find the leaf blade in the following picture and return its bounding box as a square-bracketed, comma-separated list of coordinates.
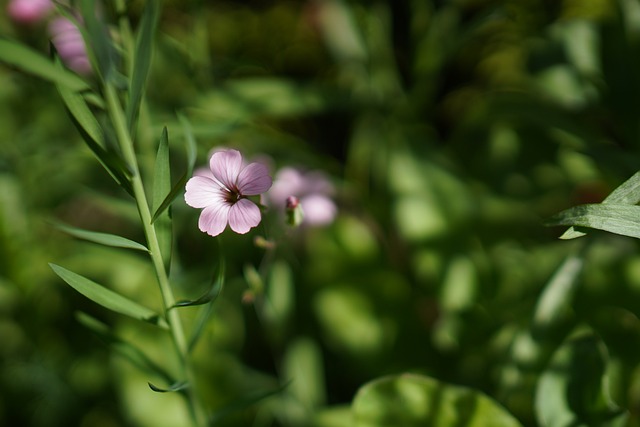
[0, 38, 89, 91]
[53, 221, 148, 252]
[50, 264, 166, 328]
[152, 127, 173, 271]
[548, 204, 640, 240]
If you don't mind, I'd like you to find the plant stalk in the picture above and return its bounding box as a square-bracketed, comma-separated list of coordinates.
[104, 83, 208, 427]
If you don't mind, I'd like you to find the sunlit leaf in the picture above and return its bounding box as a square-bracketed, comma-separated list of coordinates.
[76, 311, 174, 382]
[50, 264, 167, 328]
[561, 171, 640, 239]
[0, 38, 89, 91]
[127, 0, 160, 131]
[52, 221, 148, 252]
[548, 204, 640, 240]
[152, 127, 172, 272]
[535, 330, 627, 426]
[352, 374, 522, 427]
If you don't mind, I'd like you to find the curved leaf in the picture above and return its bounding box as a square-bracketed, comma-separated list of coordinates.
[148, 381, 189, 393]
[53, 221, 148, 251]
[548, 204, 640, 240]
[352, 373, 522, 427]
[0, 38, 89, 91]
[50, 264, 167, 328]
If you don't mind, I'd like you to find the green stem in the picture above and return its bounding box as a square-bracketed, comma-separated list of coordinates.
[104, 83, 208, 427]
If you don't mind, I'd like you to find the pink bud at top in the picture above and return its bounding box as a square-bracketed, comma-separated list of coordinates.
[7, 0, 53, 24]
[48, 17, 92, 75]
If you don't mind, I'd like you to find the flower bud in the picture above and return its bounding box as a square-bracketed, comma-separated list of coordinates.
[7, 0, 53, 24]
[285, 196, 305, 227]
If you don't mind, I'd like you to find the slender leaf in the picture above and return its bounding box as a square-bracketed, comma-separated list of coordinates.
[52, 221, 148, 252]
[209, 381, 291, 424]
[184, 257, 225, 352]
[152, 127, 172, 271]
[50, 264, 167, 328]
[80, 0, 116, 82]
[561, 171, 640, 239]
[148, 381, 189, 393]
[548, 204, 640, 240]
[127, 0, 160, 131]
[76, 311, 174, 382]
[0, 38, 89, 91]
[150, 115, 198, 224]
[55, 68, 134, 195]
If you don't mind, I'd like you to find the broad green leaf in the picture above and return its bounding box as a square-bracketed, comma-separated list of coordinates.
[152, 127, 172, 272]
[55, 68, 134, 195]
[0, 38, 89, 91]
[80, 0, 116, 82]
[127, 0, 160, 131]
[148, 381, 189, 393]
[548, 204, 640, 240]
[561, 171, 640, 239]
[352, 374, 522, 427]
[52, 221, 148, 251]
[50, 264, 167, 328]
[76, 311, 174, 382]
[150, 115, 198, 224]
[535, 330, 626, 427]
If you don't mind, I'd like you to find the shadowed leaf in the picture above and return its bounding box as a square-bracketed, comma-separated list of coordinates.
[53, 221, 148, 251]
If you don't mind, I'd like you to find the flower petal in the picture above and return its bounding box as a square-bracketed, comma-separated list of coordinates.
[237, 162, 272, 195]
[210, 149, 243, 190]
[198, 204, 230, 237]
[301, 194, 337, 225]
[228, 199, 261, 234]
[185, 176, 222, 208]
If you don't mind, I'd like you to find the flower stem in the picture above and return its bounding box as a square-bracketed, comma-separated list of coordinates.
[104, 83, 208, 427]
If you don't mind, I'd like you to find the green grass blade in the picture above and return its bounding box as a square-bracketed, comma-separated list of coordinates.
[0, 38, 89, 91]
[549, 204, 640, 240]
[152, 127, 173, 271]
[127, 0, 160, 131]
[52, 221, 148, 251]
[50, 264, 167, 328]
[148, 381, 189, 393]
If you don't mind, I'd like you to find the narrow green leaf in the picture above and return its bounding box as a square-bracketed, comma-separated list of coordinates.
[148, 381, 189, 393]
[209, 381, 291, 424]
[186, 257, 225, 352]
[560, 171, 640, 239]
[55, 68, 134, 195]
[152, 127, 172, 271]
[127, 0, 160, 131]
[52, 221, 148, 251]
[0, 38, 89, 91]
[150, 115, 198, 224]
[80, 0, 116, 82]
[50, 264, 167, 328]
[76, 311, 174, 382]
[548, 204, 640, 240]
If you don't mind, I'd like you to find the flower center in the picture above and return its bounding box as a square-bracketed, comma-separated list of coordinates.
[223, 186, 242, 204]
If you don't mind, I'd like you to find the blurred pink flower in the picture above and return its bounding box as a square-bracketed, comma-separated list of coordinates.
[269, 167, 337, 226]
[185, 149, 273, 237]
[7, 0, 53, 24]
[48, 17, 92, 75]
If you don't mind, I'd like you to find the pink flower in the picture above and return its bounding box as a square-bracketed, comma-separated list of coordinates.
[7, 0, 53, 24]
[268, 167, 337, 226]
[48, 17, 92, 75]
[185, 149, 273, 237]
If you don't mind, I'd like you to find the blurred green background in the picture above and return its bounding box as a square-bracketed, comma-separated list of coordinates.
[2, 0, 640, 426]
